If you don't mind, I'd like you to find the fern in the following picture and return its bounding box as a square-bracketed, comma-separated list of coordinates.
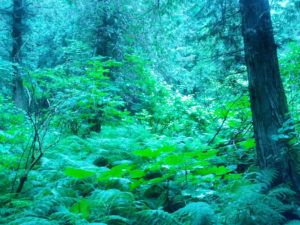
[221, 190, 284, 224]
[268, 186, 296, 201]
[49, 209, 81, 224]
[102, 215, 131, 225]
[173, 202, 215, 225]
[220, 183, 295, 225]
[135, 210, 181, 225]
[256, 168, 279, 190]
[88, 189, 136, 221]
[285, 221, 300, 225]
[28, 196, 61, 217]
[49, 206, 90, 225]
[8, 217, 58, 225]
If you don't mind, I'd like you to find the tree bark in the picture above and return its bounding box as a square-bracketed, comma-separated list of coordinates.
[239, 0, 300, 190]
[94, 0, 121, 59]
[12, 0, 27, 110]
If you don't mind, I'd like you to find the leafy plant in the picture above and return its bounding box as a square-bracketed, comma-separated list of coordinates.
[174, 202, 215, 225]
[220, 170, 296, 225]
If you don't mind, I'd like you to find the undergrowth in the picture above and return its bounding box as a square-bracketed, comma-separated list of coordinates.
[1, 124, 299, 225]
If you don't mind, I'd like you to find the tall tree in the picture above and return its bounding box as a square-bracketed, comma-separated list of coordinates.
[94, 0, 123, 59]
[11, 0, 27, 110]
[239, 0, 300, 190]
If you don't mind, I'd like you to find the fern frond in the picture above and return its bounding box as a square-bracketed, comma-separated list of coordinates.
[173, 202, 215, 225]
[48, 207, 81, 224]
[29, 196, 60, 217]
[220, 184, 290, 225]
[285, 220, 300, 225]
[135, 210, 181, 225]
[88, 189, 136, 220]
[103, 215, 131, 225]
[256, 168, 278, 189]
[8, 217, 58, 225]
[268, 186, 296, 200]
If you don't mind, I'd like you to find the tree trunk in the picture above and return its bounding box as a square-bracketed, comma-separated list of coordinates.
[94, 0, 121, 59]
[12, 0, 27, 110]
[239, 0, 300, 190]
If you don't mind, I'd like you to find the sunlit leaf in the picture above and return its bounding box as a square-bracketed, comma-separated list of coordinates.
[194, 166, 231, 176]
[130, 169, 146, 179]
[64, 168, 95, 179]
[239, 138, 256, 149]
[71, 198, 90, 219]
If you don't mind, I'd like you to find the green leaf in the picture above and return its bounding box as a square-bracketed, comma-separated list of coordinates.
[133, 148, 160, 158]
[98, 164, 132, 181]
[224, 173, 242, 180]
[214, 108, 228, 118]
[71, 198, 90, 219]
[104, 59, 123, 68]
[194, 166, 231, 176]
[195, 149, 219, 160]
[130, 169, 146, 179]
[239, 138, 256, 149]
[130, 179, 145, 190]
[157, 145, 176, 153]
[163, 154, 190, 165]
[147, 177, 165, 184]
[133, 146, 175, 159]
[64, 168, 95, 179]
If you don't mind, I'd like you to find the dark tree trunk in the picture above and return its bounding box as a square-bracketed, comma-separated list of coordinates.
[94, 0, 121, 59]
[12, 0, 27, 110]
[239, 0, 300, 190]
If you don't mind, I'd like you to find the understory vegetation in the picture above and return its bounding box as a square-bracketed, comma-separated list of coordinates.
[1, 0, 300, 224]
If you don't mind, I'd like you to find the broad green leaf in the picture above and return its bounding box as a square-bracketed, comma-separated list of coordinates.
[239, 138, 256, 149]
[130, 169, 146, 179]
[71, 199, 90, 219]
[214, 108, 228, 118]
[147, 173, 173, 184]
[157, 145, 176, 153]
[104, 59, 123, 68]
[64, 168, 95, 179]
[194, 166, 231, 176]
[195, 149, 219, 160]
[192, 160, 211, 167]
[130, 179, 145, 190]
[133, 148, 160, 158]
[224, 173, 242, 180]
[147, 177, 165, 184]
[147, 163, 162, 171]
[98, 164, 132, 181]
[110, 164, 132, 176]
[163, 154, 184, 165]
